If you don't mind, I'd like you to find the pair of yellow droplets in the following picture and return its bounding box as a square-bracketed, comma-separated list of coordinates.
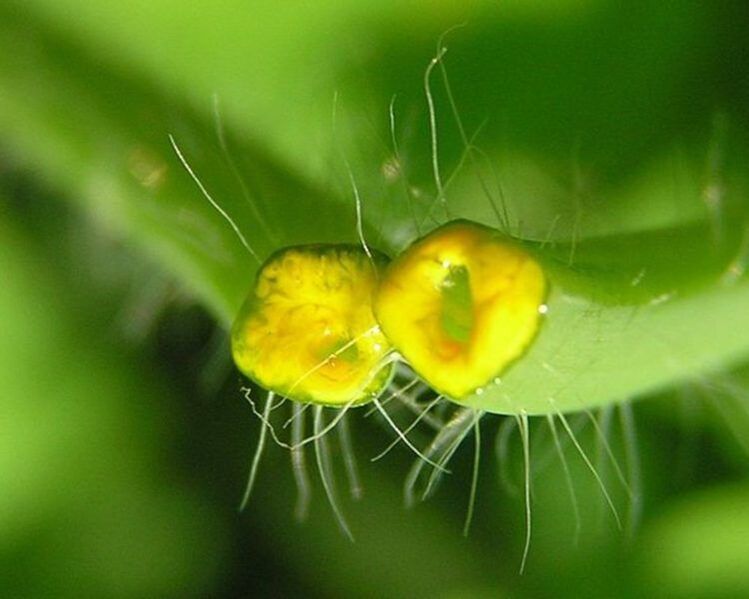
[231, 220, 548, 408]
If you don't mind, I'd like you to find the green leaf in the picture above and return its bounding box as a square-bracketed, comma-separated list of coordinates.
[2, 2, 748, 417]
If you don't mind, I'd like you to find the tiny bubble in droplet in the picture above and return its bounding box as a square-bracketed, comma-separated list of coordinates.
[538, 304, 549, 315]
[476, 387, 484, 395]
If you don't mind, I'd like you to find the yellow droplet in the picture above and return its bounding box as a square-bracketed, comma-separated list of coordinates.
[374, 220, 547, 400]
[231, 245, 394, 406]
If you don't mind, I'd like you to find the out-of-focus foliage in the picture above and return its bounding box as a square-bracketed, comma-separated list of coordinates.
[0, 205, 225, 597]
[2, 0, 749, 597]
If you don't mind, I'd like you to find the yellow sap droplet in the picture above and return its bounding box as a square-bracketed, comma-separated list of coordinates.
[231, 245, 393, 406]
[374, 220, 547, 400]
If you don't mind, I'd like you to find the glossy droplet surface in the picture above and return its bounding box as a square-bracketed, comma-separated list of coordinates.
[374, 220, 547, 399]
[232, 245, 393, 406]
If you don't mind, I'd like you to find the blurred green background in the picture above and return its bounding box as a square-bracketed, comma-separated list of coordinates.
[2, 1, 749, 597]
